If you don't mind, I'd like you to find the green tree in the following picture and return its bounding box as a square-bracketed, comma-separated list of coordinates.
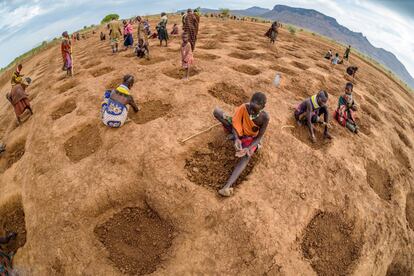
[220, 8, 230, 18]
[101, 14, 120, 24]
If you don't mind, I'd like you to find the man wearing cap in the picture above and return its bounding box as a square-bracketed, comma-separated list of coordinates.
[294, 90, 333, 143]
[6, 77, 33, 125]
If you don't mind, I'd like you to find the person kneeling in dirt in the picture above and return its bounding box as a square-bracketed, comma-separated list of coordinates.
[213, 92, 270, 197]
[294, 90, 333, 143]
[6, 77, 33, 125]
[335, 82, 359, 133]
[101, 75, 140, 128]
[324, 49, 332, 60]
[346, 66, 358, 79]
[0, 232, 17, 274]
[135, 38, 149, 59]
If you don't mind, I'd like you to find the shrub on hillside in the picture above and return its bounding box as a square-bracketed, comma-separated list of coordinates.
[288, 25, 296, 35]
[101, 14, 120, 24]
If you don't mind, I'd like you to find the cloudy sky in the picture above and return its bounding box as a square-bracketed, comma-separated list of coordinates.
[0, 0, 413, 77]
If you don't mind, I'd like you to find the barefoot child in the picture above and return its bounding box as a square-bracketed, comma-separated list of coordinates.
[181, 33, 194, 80]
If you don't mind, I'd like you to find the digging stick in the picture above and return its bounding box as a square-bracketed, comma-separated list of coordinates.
[179, 123, 222, 144]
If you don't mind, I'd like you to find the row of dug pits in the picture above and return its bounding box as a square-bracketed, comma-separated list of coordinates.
[94, 205, 175, 275]
[63, 101, 172, 162]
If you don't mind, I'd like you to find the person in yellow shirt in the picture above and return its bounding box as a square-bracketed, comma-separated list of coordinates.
[213, 92, 270, 197]
[11, 64, 23, 86]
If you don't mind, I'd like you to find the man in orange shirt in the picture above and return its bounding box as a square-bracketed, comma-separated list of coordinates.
[213, 92, 270, 197]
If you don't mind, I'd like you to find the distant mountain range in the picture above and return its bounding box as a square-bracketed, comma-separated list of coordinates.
[195, 5, 414, 89]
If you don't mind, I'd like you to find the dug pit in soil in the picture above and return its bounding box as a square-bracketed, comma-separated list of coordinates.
[392, 144, 411, 169]
[355, 118, 372, 136]
[386, 259, 412, 276]
[406, 193, 414, 230]
[228, 52, 253, 60]
[269, 65, 298, 76]
[361, 105, 381, 122]
[0, 196, 27, 253]
[94, 206, 174, 275]
[90, 66, 114, 78]
[198, 40, 221, 50]
[51, 99, 77, 120]
[57, 80, 79, 94]
[208, 82, 249, 106]
[129, 100, 172, 124]
[291, 61, 310, 70]
[288, 119, 333, 150]
[64, 125, 102, 162]
[316, 62, 330, 71]
[232, 65, 261, 76]
[163, 68, 200, 80]
[139, 56, 166, 66]
[395, 128, 413, 149]
[185, 136, 258, 191]
[301, 211, 362, 276]
[366, 160, 392, 201]
[83, 60, 102, 69]
[196, 53, 220, 61]
[236, 45, 255, 51]
[0, 140, 26, 173]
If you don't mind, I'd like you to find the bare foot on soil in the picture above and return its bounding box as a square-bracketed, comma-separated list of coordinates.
[218, 187, 233, 197]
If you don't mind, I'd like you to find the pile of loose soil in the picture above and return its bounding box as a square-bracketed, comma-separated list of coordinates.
[90, 66, 114, 78]
[0, 197, 27, 253]
[57, 80, 79, 94]
[406, 193, 414, 230]
[301, 211, 362, 276]
[366, 160, 392, 201]
[94, 206, 174, 275]
[208, 82, 249, 106]
[129, 100, 172, 124]
[51, 99, 77, 120]
[228, 52, 253, 60]
[185, 136, 258, 190]
[232, 65, 261, 76]
[64, 125, 102, 162]
[163, 68, 201, 79]
[0, 141, 26, 173]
